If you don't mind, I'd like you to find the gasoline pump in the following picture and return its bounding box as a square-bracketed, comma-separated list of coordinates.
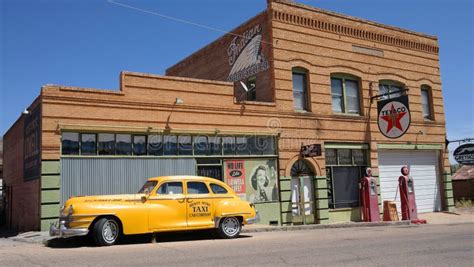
[398, 166, 426, 224]
[360, 168, 380, 222]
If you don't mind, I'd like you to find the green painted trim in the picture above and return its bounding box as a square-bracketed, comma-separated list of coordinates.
[41, 218, 58, 231]
[377, 143, 442, 150]
[444, 191, 454, 199]
[41, 161, 60, 175]
[41, 190, 60, 204]
[315, 179, 327, 189]
[280, 180, 291, 191]
[315, 188, 328, 199]
[444, 183, 453, 190]
[41, 175, 60, 189]
[447, 206, 455, 212]
[447, 198, 455, 206]
[41, 203, 61, 218]
[325, 143, 369, 149]
[280, 191, 292, 202]
[315, 176, 327, 179]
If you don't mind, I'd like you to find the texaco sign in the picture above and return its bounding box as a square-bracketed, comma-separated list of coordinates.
[377, 95, 411, 139]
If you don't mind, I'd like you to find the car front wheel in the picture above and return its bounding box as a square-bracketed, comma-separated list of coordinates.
[93, 217, 120, 246]
[217, 217, 241, 239]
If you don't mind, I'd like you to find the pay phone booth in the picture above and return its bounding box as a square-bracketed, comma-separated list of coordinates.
[360, 168, 380, 222]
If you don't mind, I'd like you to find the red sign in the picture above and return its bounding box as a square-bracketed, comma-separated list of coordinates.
[225, 160, 246, 194]
[377, 95, 411, 139]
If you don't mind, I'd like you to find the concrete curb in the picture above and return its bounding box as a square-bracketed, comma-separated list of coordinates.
[242, 221, 411, 233]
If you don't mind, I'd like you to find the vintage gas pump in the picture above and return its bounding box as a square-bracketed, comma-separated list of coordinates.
[398, 166, 418, 221]
[360, 168, 380, 222]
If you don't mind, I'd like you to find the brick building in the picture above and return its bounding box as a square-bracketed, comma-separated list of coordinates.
[3, 0, 454, 231]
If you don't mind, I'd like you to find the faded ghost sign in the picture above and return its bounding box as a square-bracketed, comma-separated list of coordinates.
[24, 105, 41, 181]
[227, 24, 269, 82]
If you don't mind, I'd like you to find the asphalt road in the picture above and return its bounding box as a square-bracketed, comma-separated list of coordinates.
[1, 223, 473, 266]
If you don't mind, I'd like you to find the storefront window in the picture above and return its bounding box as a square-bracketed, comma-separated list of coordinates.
[61, 133, 276, 157]
[163, 135, 178, 156]
[81, 133, 97, 155]
[133, 135, 147, 155]
[325, 146, 368, 209]
[62, 132, 79, 155]
[98, 133, 115, 155]
[178, 135, 192, 155]
[148, 135, 163, 156]
[116, 134, 132, 155]
[236, 136, 248, 155]
[223, 136, 236, 155]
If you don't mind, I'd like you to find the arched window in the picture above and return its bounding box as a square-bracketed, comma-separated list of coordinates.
[378, 80, 404, 100]
[292, 67, 309, 111]
[330, 74, 361, 114]
[420, 85, 433, 120]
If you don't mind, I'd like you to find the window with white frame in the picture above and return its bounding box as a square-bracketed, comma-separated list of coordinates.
[420, 85, 433, 120]
[379, 80, 404, 100]
[292, 68, 309, 111]
[330, 74, 361, 114]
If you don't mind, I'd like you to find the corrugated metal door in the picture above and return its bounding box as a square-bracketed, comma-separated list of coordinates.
[378, 150, 442, 213]
[60, 158, 196, 204]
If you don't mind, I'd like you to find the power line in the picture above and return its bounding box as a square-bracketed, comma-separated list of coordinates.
[106, 0, 274, 46]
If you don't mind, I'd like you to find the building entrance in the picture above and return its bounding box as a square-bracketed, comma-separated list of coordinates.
[290, 160, 315, 225]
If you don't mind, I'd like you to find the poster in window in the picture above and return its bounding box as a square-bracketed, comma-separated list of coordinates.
[224, 159, 279, 203]
[224, 160, 246, 198]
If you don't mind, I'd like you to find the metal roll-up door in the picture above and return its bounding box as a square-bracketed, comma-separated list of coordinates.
[378, 150, 442, 213]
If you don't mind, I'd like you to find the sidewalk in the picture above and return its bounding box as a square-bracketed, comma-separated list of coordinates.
[3, 211, 473, 245]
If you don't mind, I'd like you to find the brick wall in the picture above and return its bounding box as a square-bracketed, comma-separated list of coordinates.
[3, 115, 40, 231]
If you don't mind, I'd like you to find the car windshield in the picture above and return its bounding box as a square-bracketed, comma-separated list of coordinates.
[138, 181, 158, 194]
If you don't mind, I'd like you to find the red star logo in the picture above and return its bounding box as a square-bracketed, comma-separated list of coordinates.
[381, 104, 407, 133]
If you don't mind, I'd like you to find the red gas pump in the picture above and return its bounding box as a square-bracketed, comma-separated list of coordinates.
[360, 168, 380, 222]
[398, 166, 426, 224]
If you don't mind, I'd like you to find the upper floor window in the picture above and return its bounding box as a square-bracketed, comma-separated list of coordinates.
[421, 85, 433, 120]
[330, 74, 360, 114]
[292, 68, 309, 111]
[379, 80, 404, 100]
[245, 76, 257, 101]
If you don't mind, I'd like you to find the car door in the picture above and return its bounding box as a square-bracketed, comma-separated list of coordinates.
[185, 181, 215, 228]
[148, 181, 187, 231]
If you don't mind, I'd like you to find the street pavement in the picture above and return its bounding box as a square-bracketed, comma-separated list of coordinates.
[0, 221, 473, 266]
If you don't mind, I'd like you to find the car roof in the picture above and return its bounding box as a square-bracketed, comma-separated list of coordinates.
[147, 176, 222, 183]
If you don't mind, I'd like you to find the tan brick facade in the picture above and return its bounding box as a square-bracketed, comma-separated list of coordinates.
[3, 0, 452, 230]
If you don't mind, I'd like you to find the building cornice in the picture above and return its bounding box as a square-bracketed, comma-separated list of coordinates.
[270, 0, 439, 54]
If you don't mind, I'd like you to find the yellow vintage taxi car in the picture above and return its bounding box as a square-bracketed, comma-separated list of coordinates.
[50, 176, 260, 246]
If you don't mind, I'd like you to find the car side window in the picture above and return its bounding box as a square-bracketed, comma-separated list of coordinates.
[187, 182, 210, 194]
[210, 183, 228, 194]
[157, 182, 183, 195]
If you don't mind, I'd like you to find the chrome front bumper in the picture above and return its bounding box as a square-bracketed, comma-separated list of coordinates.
[246, 211, 261, 224]
[49, 221, 89, 238]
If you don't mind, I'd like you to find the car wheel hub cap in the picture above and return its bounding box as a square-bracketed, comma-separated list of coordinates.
[102, 220, 118, 243]
[223, 218, 239, 236]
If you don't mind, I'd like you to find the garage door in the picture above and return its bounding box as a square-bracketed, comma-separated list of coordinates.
[378, 150, 442, 213]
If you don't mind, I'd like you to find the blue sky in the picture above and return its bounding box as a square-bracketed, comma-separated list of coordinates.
[1, 0, 473, 162]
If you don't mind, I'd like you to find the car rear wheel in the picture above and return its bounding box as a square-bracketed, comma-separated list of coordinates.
[93, 217, 120, 246]
[217, 217, 241, 239]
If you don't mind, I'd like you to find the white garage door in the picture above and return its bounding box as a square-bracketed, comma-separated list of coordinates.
[378, 150, 442, 213]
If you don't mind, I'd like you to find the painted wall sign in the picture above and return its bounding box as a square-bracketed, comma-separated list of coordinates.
[300, 144, 322, 158]
[377, 95, 411, 139]
[225, 160, 246, 195]
[23, 105, 41, 181]
[453, 143, 474, 165]
[227, 24, 269, 82]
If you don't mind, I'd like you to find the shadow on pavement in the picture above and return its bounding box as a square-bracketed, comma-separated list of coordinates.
[0, 228, 18, 238]
[46, 230, 251, 249]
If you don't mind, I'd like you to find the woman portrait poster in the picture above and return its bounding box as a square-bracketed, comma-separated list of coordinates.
[246, 159, 278, 203]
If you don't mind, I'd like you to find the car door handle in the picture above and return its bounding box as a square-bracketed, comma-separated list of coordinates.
[178, 199, 185, 203]
[187, 199, 193, 203]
